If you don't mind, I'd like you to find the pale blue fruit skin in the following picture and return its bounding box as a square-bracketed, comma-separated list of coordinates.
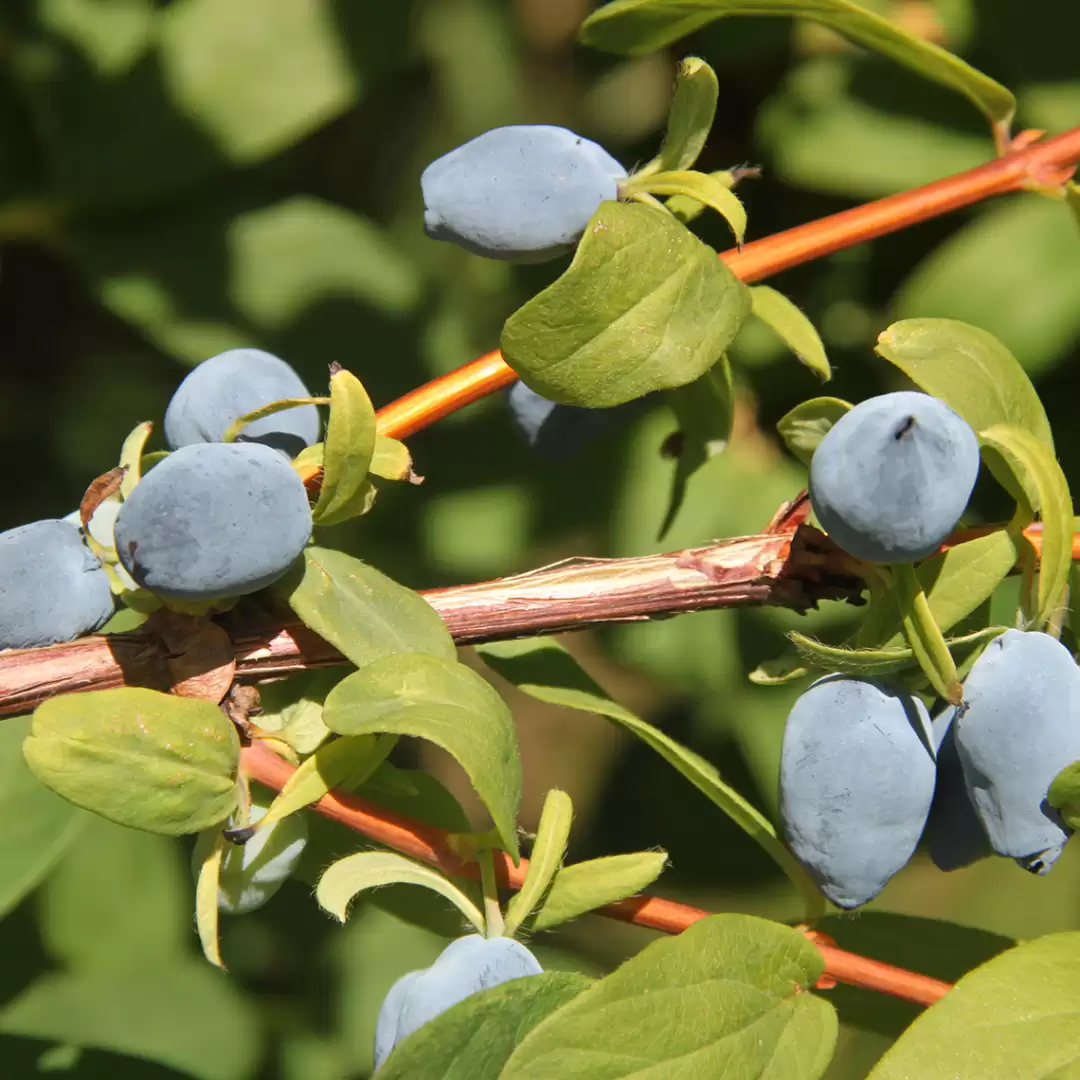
[374, 935, 543, 1070]
[373, 970, 423, 1072]
[779, 675, 936, 908]
[164, 348, 321, 456]
[507, 381, 647, 462]
[954, 629, 1080, 871]
[190, 802, 310, 915]
[0, 520, 114, 649]
[924, 707, 993, 872]
[809, 391, 980, 563]
[421, 125, 626, 263]
[114, 442, 312, 601]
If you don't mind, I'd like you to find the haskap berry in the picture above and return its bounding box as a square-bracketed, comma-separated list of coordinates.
[953, 629, 1080, 874]
[192, 800, 309, 915]
[114, 442, 312, 602]
[164, 348, 321, 457]
[0, 519, 114, 649]
[373, 935, 543, 1069]
[421, 125, 626, 263]
[923, 706, 993, 872]
[507, 381, 647, 462]
[779, 674, 936, 908]
[809, 391, 980, 563]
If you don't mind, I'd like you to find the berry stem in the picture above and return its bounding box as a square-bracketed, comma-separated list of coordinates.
[373, 126, 1080, 441]
[477, 846, 506, 938]
[893, 562, 964, 704]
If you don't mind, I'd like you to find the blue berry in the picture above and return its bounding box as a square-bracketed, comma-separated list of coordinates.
[421, 125, 626, 263]
[0, 519, 114, 649]
[779, 675, 936, 908]
[809, 391, 980, 563]
[953, 629, 1080, 873]
[924, 707, 993, 872]
[165, 348, 321, 457]
[374, 935, 542, 1069]
[507, 381, 645, 462]
[114, 442, 312, 602]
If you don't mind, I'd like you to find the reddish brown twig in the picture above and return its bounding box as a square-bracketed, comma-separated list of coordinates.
[374, 126, 1080, 440]
[241, 740, 952, 1007]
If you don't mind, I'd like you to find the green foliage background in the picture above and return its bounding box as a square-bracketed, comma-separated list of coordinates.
[1, 0, 1079, 1077]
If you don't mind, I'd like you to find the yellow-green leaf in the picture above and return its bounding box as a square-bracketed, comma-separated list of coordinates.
[751, 285, 831, 380]
[312, 366, 377, 526]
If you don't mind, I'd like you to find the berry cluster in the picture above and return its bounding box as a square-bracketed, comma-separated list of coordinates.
[780, 392, 1080, 907]
[0, 348, 319, 649]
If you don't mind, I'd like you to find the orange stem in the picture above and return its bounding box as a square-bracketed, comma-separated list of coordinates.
[241, 740, 952, 1008]
[374, 127, 1080, 441]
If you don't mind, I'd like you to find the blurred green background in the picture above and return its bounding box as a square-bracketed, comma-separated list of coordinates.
[1, 0, 1079, 1077]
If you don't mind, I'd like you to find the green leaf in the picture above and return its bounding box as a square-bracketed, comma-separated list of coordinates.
[531, 851, 668, 932]
[856, 527, 1022, 648]
[578, 0, 1015, 137]
[312, 366, 378, 526]
[776, 396, 851, 467]
[0, 964, 260, 1080]
[24, 688, 240, 836]
[476, 638, 823, 918]
[194, 830, 226, 970]
[501, 200, 751, 407]
[38, 814, 188, 972]
[750, 285, 831, 380]
[876, 319, 1053, 450]
[788, 625, 1005, 678]
[378, 972, 592, 1080]
[866, 932, 1080, 1079]
[370, 435, 420, 483]
[640, 56, 718, 175]
[659, 359, 734, 538]
[664, 168, 742, 224]
[323, 653, 521, 859]
[628, 169, 747, 243]
[0, 716, 85, 921]
[504, 789, 573, 936]
[748, 650, 814, 686]
[501, 914, 836, 1080]
[221, 396, 328, 444]
[253, 734, 395, 834]
[978, 424, 1072, 628]
[282, 547, 455, 669]
[316, 851, 485, 932]
[1048, 759, 1080, 830]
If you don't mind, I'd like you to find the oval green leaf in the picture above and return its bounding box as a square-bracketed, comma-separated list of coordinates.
[323, 653, 521, 859]
[501, 913, 836, 1080]
[531, 851, 668, 932]
[638, 56, 719, 176]
[751, 285, 831, 380]
[777, 396, 851, 466]
[1048, 760, 1080, 831]
[866, 932, 1080, 1079]
[282, 547, 455, 668]
[629, 168, 746, 243]
[312, 366, 377, 526]
[504, 788, 573, 936]
[24, 688, 240, 836]
[876, 319, 1053, 449]
[501, 200, 751, 407]
[579, 0, 1015, 137]
[316, 850, 485, 932]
